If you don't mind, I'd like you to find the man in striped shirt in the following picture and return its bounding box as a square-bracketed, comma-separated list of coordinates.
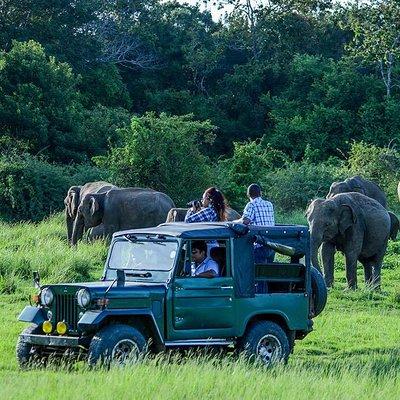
[237, 183, 275, 263]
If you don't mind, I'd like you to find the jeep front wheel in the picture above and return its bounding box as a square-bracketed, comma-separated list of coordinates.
[88, 324, 147, 367]
[16, 324, 43, 369]
[240, 321, 290, 366]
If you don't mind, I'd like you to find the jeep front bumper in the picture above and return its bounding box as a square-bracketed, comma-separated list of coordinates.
[19, 333, 89, 349]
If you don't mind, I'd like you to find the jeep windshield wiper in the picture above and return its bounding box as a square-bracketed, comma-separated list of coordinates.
[125, 272, 152, 278]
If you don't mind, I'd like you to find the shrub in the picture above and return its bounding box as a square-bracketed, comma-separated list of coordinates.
[263, 160, 341, 213]
[96, 112, 215, 206]
[0, 153, 107, 222]
[343, 141, 400, 210]
[215, 141, 288, 210]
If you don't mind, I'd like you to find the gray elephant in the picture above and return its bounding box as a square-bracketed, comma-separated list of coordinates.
[306, 192, 399, 290]
[165, 207, 241, 222]
[64, 181, 115, 244]
[327, 175, 387, 208]
[71, 188, 175, 245]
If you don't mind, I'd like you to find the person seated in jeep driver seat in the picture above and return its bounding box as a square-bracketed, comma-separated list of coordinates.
[191, 240, 220, 278]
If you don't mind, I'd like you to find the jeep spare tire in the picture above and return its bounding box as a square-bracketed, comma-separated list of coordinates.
[310, 266, 327, 317]
[88, 324, 147, 367]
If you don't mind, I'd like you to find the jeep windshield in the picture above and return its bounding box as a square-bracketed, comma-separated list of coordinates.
[107, 239, 178, 274]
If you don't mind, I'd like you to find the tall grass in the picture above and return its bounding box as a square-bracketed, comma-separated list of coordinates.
[0, 214, 399, 399]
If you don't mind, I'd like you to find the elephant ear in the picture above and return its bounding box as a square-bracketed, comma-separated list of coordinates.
[66, 186, 81, 218]
[339, 204, 356, 235]
[90, 196, 100, 216]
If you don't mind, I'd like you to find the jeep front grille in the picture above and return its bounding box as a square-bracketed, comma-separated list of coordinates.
[55, 294, 79, 332]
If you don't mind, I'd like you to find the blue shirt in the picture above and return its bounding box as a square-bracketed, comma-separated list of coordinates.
[242, 197, 275, 226]
[193, 257, 220, 276]
[185, 206, 218, 223]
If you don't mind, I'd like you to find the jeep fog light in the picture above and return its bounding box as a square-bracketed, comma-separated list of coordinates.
[56, 321, 67, 335]
[77, 288, 91, 308]
[40, 287, 54, 306]
[42, 320, 53, 334]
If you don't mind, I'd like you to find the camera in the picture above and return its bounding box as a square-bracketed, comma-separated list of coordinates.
[187, 199, 202, 209]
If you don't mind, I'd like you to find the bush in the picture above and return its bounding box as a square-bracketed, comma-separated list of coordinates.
[343, 142, 400, 210]
[96, 112, 215, 206]
[215, 141, 288, 210]
[264, 160, 341, 212]
[0, 153, 107, 222]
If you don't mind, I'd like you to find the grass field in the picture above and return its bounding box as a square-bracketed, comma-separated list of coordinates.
[0, 214, 399, 399]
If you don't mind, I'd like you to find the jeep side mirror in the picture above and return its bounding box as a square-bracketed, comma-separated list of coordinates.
[33, 271, 41, 289]
[117, 269, 125, 286]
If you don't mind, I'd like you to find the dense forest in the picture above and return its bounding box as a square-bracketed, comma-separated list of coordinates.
[1, 0, 400, 221]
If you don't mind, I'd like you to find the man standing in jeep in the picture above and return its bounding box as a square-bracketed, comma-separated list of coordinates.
[237, 183, 275, 263]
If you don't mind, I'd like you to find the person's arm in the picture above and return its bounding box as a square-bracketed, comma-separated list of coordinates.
[234, 203, 254, 225]
[195, 259, 219, 278]
[196, 270, 217, 278]
[185, 207, 215, 223]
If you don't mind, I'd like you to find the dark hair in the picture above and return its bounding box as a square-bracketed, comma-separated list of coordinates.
[247, 183, 261, 198]
[192, 240, 207, 254]
[204, 187, 227, 221]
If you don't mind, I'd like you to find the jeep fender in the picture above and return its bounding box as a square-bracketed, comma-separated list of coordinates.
[78, 309, 164, 348]
[18, 306, 47, 325]
[240, 311, 291, 338]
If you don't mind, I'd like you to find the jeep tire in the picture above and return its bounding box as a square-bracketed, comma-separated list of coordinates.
[88, 324, 147, 367]
[16, 324, 42, 369]
[240, 321, 290, 366]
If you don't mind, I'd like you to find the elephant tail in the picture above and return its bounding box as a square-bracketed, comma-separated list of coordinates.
[388, 211, 399, 240]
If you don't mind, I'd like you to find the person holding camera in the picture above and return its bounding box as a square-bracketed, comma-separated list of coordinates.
[184, 187, 227, 223]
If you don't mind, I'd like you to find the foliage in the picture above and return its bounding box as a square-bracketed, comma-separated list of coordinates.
[0, 154, 106, 222]
[0, 40, 86, 162]
[342, 141, 400, 209]
[264, 159, 342, 212]
[216, 140, 288, 209]
[96, 113, 216, 205]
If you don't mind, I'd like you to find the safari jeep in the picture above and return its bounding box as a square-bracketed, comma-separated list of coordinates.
[16, 222, 327, 367]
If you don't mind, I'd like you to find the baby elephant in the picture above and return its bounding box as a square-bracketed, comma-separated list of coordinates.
[306, 192, 398, 290]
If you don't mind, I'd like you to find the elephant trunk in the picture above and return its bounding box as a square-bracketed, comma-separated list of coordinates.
[71, 213, 85, 246]
[66, 209, 74, 244]
[310, 235, 322, 272]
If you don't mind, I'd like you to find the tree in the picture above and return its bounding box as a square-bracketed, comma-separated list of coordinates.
[0, 40, 86, 162]
[95, 112, 216, 205]
[346, 0, 400, 97]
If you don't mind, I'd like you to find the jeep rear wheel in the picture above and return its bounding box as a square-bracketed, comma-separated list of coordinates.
[240, 321, 290, 366]
[88, 324, 147, 367]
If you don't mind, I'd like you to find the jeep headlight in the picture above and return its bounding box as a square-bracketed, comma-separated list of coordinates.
[77, 288, 91, 308]
[40, 287, 54, 306]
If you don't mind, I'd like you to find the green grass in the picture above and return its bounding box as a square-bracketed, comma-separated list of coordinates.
[0, 214, 399, 399]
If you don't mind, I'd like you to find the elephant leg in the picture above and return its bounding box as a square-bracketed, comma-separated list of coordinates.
[321, 242, 335, 288]
[344, 252, 358, 290]
[362, 261, 372, 285]
[87, 224, 106, 242]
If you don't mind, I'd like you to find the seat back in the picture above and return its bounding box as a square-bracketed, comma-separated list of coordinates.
[210, 247, 226, 276]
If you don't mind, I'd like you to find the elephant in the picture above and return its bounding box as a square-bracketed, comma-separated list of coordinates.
[165, 207, 241, 222]
[327, 175, 387, 208]
[306, 192, 399, 290]
[71, 188, 175, 245]
[64, 181, 116, 244]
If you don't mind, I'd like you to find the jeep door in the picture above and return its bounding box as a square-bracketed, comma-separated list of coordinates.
[166, 239, 236, 340]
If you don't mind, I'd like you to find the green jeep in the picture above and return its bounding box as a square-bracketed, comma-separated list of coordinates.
[16, 222, 327, 367]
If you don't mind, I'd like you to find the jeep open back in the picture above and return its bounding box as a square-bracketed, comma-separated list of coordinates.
[17, 222, 327, 367]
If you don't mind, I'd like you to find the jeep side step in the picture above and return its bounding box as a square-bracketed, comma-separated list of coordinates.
[165, 339, 234, 347]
